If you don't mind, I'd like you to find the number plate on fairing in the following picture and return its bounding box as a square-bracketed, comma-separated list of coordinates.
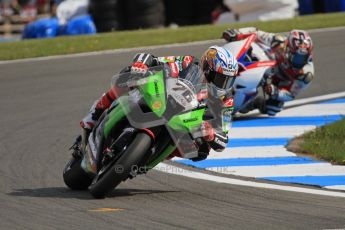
[166, 78, 199, 111]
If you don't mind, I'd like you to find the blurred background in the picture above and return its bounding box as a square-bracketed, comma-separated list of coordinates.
[1, 0, 345, 41]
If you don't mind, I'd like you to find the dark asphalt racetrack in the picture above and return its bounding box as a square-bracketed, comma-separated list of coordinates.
[1, 28, 345, 230]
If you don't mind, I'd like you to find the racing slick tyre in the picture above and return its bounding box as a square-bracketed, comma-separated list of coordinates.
[92, 19, 121, 32]
[164, 0, 194, 26]
[89, 0, 125, 31]
[89, 0, 122, 13]
[196, 0, 215, 24]
[89, 132, 152, 199]
[63, 156, 93, 190]
[125, 0, 164, 29]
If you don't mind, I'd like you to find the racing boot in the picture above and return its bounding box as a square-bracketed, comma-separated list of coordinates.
[69, 135, 82, 158]
[254, 96, 267, 114]
[239, 96, 266, 114]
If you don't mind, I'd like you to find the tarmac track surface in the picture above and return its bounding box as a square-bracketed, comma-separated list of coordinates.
[1, 28, 345, 230]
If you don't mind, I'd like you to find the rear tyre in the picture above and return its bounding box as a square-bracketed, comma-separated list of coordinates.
[89, 0, 125, 32]
[125, 0, 165, 29]
[63, 157, 93, 190]
[89, 132, 152, 199]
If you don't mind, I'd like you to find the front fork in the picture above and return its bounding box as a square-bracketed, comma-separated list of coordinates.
[85, 100, 178, 174]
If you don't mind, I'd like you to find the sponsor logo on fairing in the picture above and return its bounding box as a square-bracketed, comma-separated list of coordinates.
[183, 117, 198, 123]
[154, 80, 160, 96]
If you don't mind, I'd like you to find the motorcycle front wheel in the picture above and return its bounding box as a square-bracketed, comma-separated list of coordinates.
[89, 132, 152, 199]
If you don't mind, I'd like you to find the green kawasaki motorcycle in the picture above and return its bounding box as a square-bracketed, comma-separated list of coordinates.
[63, 65, 232, 199]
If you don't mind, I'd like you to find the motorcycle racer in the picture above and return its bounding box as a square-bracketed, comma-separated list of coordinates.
[222, 27, 314, 116]
[80, 47, 239, 161]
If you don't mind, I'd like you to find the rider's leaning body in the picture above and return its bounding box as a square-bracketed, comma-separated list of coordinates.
[223, 27, 315, 115]
[81, 47, 239, 161]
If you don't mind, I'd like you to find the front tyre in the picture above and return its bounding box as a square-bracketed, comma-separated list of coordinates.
[63, 156, 93, 190]
[89, 132, 152, 199]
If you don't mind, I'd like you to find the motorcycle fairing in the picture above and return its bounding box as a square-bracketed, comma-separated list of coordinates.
[167, 108, 206, 132]
[223, 36, 276, 113]
[233, 67, 270, 112]
[138, 70, 167, 117]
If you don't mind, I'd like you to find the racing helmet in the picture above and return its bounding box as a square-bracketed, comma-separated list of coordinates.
[286, 30, 313, 69]
[200, 46, 239, 91]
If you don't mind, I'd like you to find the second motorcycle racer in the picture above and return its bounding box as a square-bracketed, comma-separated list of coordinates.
[223, 27, 314, 116]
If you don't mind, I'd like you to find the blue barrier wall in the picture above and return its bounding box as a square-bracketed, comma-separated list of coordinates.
[298, 0, 345, 15]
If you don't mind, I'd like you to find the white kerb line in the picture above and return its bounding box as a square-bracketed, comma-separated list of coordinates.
[156, 92, 345, 197]
[156, 163, 345, 198]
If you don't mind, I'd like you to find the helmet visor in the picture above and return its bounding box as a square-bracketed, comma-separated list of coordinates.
[208, 71, 236, 90]
[290, 52, 308, 69]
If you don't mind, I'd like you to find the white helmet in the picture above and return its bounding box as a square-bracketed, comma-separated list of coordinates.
[200, 45, 239, 90]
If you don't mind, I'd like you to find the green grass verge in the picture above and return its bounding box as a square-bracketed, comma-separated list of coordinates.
[300, 118, 345, 165]
[1, 12, 345, 60]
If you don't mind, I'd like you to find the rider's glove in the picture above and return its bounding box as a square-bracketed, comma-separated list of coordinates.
[222, 28, 241, 42]
[201, 121, 228, 152]
[209, 132, 228, 152]
[191, 139, 210, 162]
[201, 121, 215, 142]
[296, 72, 314, 84]
[265, 99, 284, 116]
[271, 35, 285, 49]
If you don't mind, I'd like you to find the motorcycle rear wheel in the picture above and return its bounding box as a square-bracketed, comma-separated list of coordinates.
[63, 156, 93, 190]
[89, 132, 152, 199]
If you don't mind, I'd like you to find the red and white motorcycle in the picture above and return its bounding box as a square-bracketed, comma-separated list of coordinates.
[222, 33, 276, 114]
